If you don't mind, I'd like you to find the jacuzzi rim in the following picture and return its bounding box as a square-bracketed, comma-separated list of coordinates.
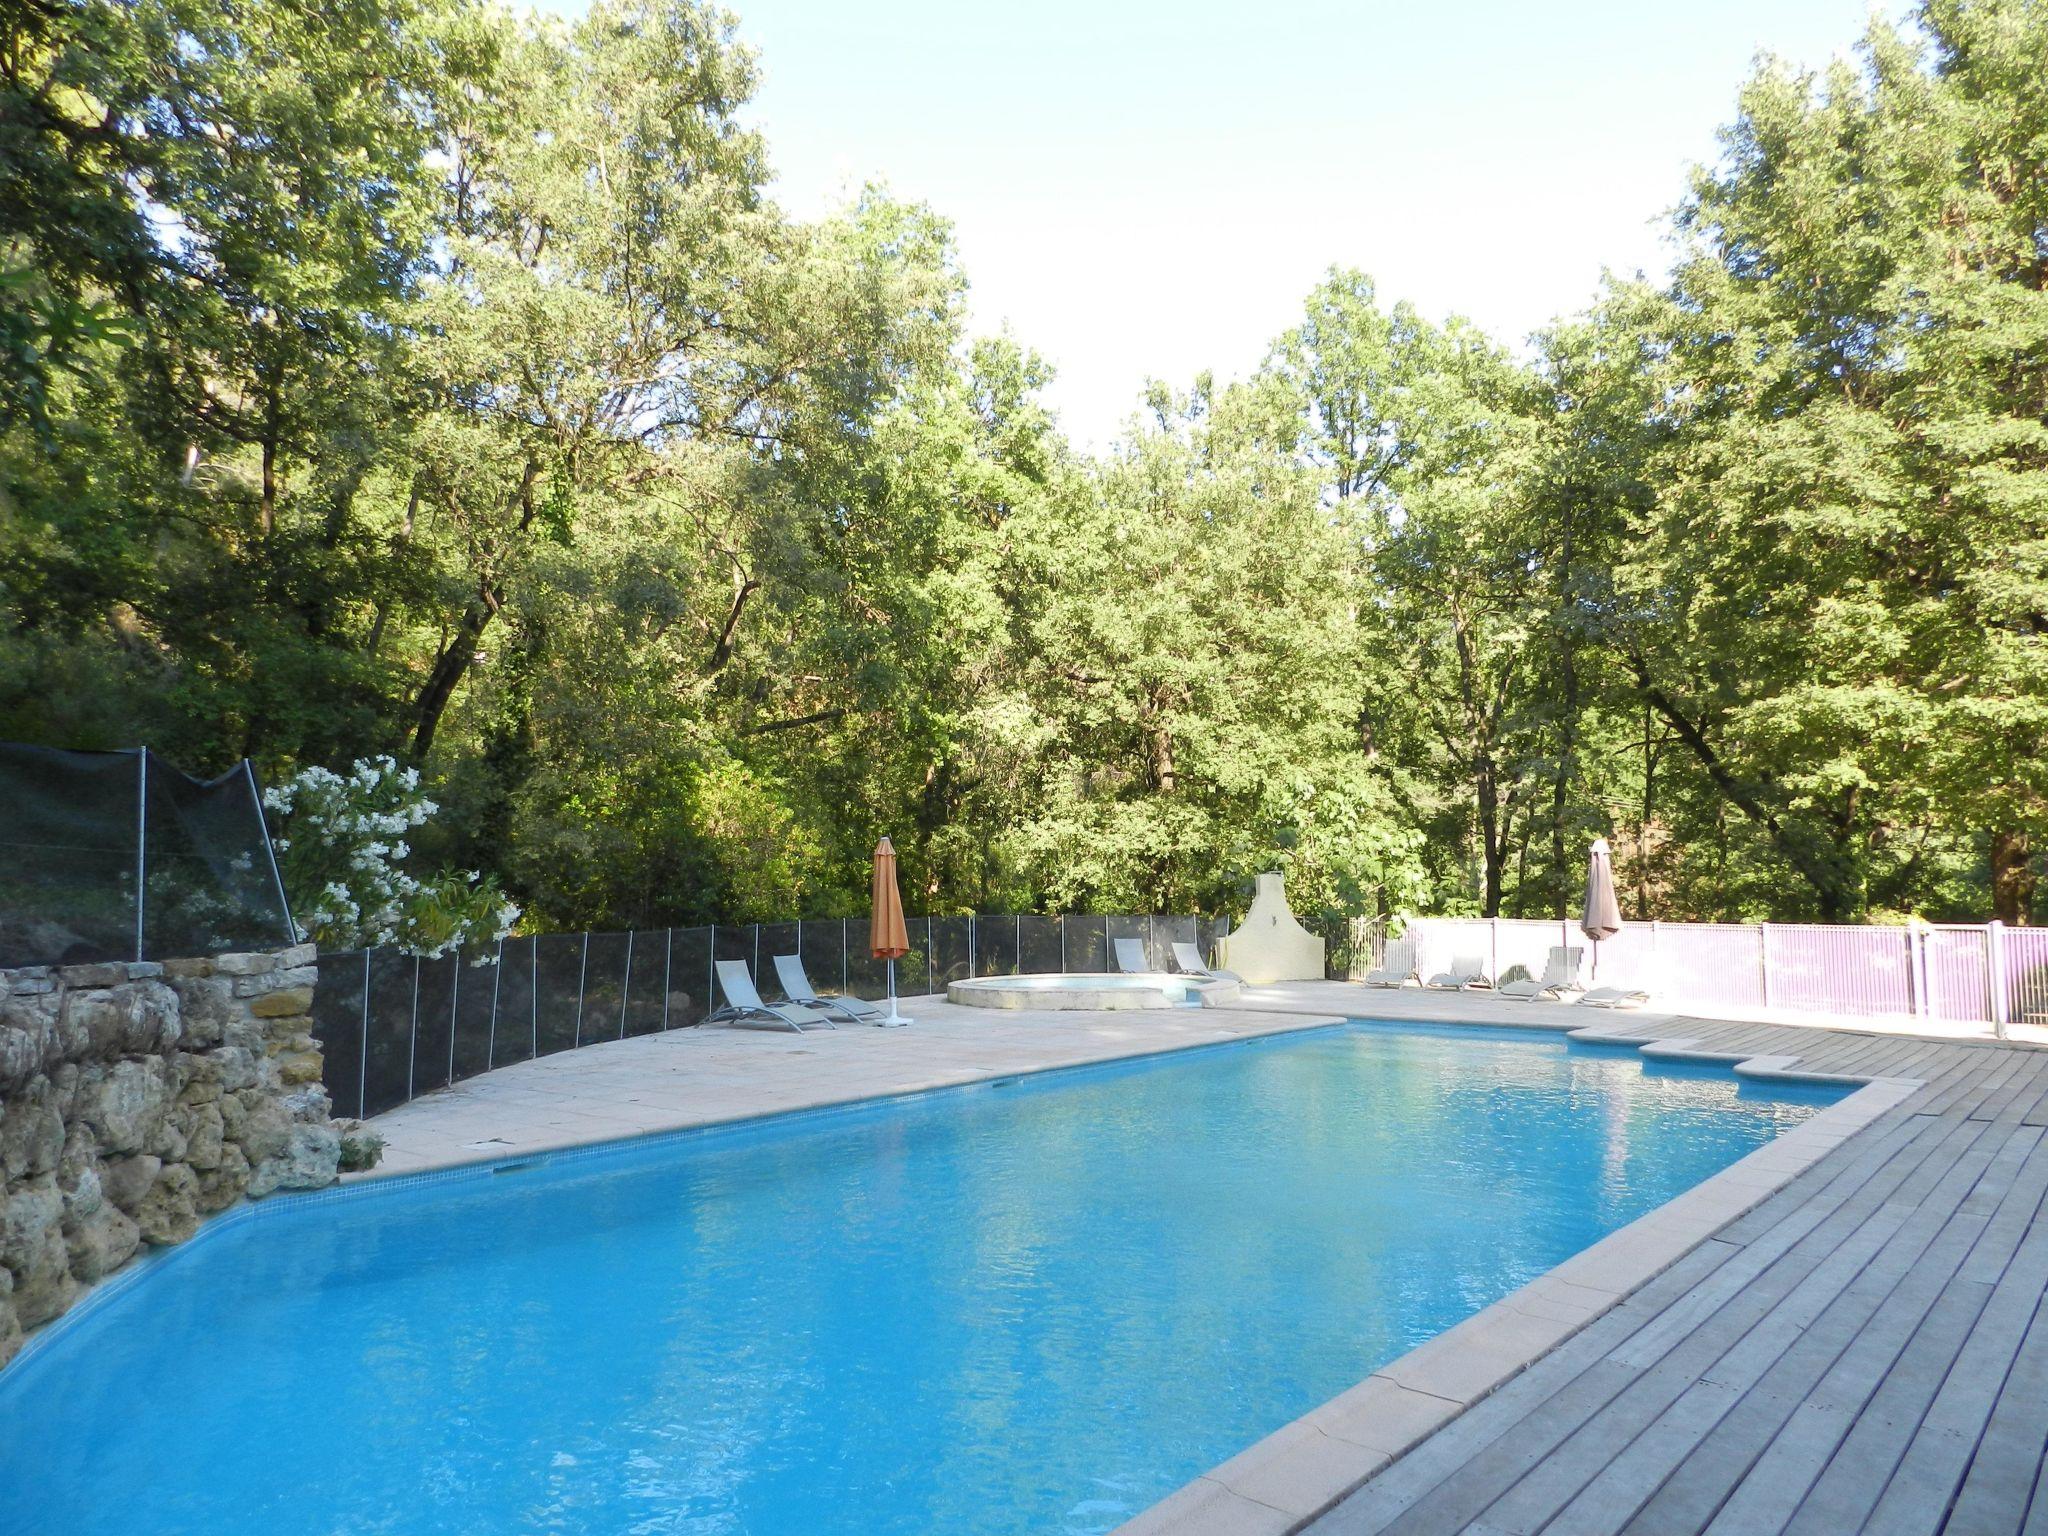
[946, 971, 1242, 1010]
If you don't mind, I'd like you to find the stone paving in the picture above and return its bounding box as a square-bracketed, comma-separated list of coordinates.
[358, 990, 1349, 1177]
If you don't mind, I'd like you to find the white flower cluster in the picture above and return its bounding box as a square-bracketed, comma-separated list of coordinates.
[266, 755, 520, 958]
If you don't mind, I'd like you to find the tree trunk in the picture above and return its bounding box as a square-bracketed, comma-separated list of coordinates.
[1476, 758, 1504, 916]
[411, 592, 495, 759]
[1637, 674, 1857, 919]
[1548, 492, 1578, 918]
[1991, 830, 2035, 925]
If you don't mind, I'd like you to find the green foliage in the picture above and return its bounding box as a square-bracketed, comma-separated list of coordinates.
[3, 0, 2043, 934]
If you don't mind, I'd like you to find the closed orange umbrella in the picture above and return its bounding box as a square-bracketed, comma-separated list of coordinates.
[871, 836, 910, 1024]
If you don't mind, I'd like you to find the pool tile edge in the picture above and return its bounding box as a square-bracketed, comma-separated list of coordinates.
[1110, 1059, 1921, 1536]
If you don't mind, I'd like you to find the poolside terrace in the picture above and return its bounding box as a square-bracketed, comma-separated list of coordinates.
[358, 983, 2048, 1536]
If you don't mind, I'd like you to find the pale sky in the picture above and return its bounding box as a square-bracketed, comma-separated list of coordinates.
[544, 0, 1888, 447]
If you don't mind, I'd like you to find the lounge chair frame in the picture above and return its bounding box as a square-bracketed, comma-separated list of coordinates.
[772, 953, 887, 1026]
[707, 960, 834, 1032]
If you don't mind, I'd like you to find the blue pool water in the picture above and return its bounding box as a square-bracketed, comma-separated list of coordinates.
[0, 1023, 1843, 1536]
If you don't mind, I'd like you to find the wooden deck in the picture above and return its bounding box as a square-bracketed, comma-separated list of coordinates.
[1305, 1012, 2048, 1536]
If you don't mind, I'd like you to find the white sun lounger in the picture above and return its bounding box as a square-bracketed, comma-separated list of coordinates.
[1499, 946, 1585, 1001]
[708, 960, 833, 1031]
[772, 953, 887, 1025]
[1579, 956, 1660, 1010]
[1113, 937, 1151, 974]
[1170, 941, 1239, 981]
[1363, 937, 1419, 988]
[1425, 954, 1492, 990]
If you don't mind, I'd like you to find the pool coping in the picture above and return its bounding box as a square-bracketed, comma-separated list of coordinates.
[1108, 1024, 1924, 1536]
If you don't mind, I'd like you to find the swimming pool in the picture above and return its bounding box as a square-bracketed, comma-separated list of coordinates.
[0, 1022, 1844, 1536]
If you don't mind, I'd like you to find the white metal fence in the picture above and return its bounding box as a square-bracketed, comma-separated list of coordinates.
[1342, 915, 2048, 1038]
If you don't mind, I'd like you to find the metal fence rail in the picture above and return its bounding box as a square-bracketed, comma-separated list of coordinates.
[1360, 914, 2040, 1037]
[315, 913, 1224, 1120]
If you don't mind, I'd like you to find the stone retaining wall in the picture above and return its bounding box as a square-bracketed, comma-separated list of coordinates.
[0, 944, 343, 1367]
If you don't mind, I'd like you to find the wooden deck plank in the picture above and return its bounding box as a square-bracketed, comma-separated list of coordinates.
[1612, 1124, 2048, 1535]
[1469, 1118, 2022, 1535]
[1681, 1122, 2048, 1536]
[1968, 1057, 2048, 1123]
[1307, 1027, 2048, 1536]
[1326, 1110, 1986, 1535]
[1863, 1141, 2048, 1533]
[1309, 1109, 1951, 1536]
[1944, 1277, 2048, 1534]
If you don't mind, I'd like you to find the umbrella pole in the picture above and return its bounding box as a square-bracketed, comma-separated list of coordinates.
[885, 956, 906, 1026]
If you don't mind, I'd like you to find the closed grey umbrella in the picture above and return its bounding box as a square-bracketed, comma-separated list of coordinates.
[1581, 838, 1622, 978]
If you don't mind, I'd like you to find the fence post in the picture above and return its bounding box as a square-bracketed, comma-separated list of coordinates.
[446, 956, 459, 1087]
[530, 936, 539, 1059]
[133, 745, 148, 963]
[841, 918, 848, 992]
[1910, 921, 1933, 1022]
[406, 954, 420, 1103]
[1060, 917, 1068, 973]
[661, 928, 673, 1031]
[487, 938, 502, 1068]
[357, 947, 371, 1121]
[1758, 924, 1774, 1009]
[572, 931, 589, 1048]
[1488, 917, 1498, 989]
[618, 930, 633, 1040]
[969, 913, 976, 978]
[1988, 920, 2010, 1041]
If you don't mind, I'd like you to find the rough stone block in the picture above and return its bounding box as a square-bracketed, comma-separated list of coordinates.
[183, 1103, 226, 1171]
[159, 957, 215, 980]
[0, 1080, 65, 1181]
[275, 1050, 324, 1087]
[0, 1269, 18, 1371]
[72, 1058, 171, 1156]
[99, 1154, 161, 1215]
[56, 1136, 103, 1220]
[166, 975, 235, 1048]
[232, 964, 318, 999]
[56, 963, 129, 989]
[194, 1144, 250, 1214]
[246, 1122, 340, 1198]
[1, 1179, 75, 1327]
[213, 1046, 261, 1093]
[134, 1162, 200, 1246]
[223, 1093, 291, 1164]
[67, 981, 181, 1058]
[248, 987, 315, 1019]
[212, 952, 279, 978]
[64, 1200, 139, 1283]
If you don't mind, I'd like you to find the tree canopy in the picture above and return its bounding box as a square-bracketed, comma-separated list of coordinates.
[3, 0, 2044, 931]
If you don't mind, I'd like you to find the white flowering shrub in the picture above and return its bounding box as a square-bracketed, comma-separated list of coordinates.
[263, 756, 520, 958]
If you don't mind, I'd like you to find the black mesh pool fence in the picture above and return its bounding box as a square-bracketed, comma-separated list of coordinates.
[316, 913, 1227, 1120]
[0, 742, 295, 968]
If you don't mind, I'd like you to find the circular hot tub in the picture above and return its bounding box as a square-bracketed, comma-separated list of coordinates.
[946, 972, 1241, 1010]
